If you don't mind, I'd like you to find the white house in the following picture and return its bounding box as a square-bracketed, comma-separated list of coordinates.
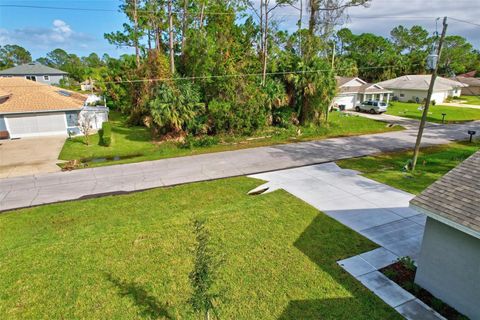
[333, 77, 392, 110]
[0, 62, 68, 85]
[377, 75, 468, 104]
[0, 78, 108, 139]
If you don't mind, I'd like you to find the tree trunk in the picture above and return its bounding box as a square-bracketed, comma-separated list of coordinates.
[299, 0, 303, 56]
[155, 25, 161, 51]
[133, 0, 140, 67]
[199, 1, 206, 29]
[168, 0, 175, 74]
[260, 0, 264, 53]
[261, 2, 268, 86]
[308, 0, 316, 36]
[181, 0, 189, 57]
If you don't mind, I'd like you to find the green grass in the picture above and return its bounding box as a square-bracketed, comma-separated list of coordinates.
[337, 141, 480, 194]
[59, 111, 402, 168]
[0, 177, 400, 320]
[457, 95, 480, 105]
[386, 101, 480, 123]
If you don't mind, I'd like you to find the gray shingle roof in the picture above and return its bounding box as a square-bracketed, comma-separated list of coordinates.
[0, 62, 68, 75]
[377, 75, 467, 91]
[410, 151, 480, 239]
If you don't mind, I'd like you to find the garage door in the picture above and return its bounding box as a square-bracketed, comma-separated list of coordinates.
[334, 94, 356, 110]
[6, 113, 67, 138]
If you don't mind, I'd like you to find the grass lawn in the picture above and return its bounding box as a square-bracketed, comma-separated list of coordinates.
[59, 111, 402, 168]
[386, 101, 480, 123]
[457, 95, 480, 105]
[337, 141, 480, 195]
[0, 177, 400, 320]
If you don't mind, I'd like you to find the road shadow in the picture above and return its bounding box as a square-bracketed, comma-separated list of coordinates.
[105, 274, 174, 319]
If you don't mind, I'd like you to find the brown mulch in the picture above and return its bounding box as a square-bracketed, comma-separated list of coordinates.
[380, 262, 469, 320]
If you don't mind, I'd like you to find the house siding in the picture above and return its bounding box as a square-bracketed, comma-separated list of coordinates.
[415, 217, 480, 320]
[1, 74, 65, 85]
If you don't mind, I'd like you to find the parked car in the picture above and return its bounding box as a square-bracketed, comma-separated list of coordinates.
[355, 101, 388, 114]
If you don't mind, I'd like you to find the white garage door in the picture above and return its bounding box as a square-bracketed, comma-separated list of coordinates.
[6, 113, 67, 138]
[334, 94, 356, 110]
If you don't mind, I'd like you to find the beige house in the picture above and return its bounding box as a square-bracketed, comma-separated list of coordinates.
[377, 75, 467, 104]
[333, 77, 392, 110]
[0, 78, 108, 139]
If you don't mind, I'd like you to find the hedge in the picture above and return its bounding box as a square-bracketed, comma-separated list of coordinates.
[99, 121, 112, 146]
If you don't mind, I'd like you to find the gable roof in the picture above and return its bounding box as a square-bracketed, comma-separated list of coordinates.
[458, 71, 477, 78]
[377, 75, 468, 91]
[337, 76, 391, 94]
[0, 62, 68, 76]
[453, 76, 480, 87]
[0, 78, 86, 114]
[410, 151, 480, 239]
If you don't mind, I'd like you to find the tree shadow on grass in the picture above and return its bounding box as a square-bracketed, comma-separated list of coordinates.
[277, 214, 397, 320]
[105, 274, 174, 319]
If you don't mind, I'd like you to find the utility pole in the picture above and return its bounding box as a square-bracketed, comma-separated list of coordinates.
[411, 17, 448, 171]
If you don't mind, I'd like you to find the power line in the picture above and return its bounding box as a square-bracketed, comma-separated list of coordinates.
[1, 4, 474, 21]
[449, 17, 480, 28]
[0, 64, 417, 87]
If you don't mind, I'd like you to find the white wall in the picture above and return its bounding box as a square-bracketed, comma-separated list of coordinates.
[333, 94, 357, 110]
[415, 218, 480, 320]
[390, 89, 450, 104]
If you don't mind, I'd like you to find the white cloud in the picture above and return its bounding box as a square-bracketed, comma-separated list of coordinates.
[0, 20, 93, 48]
[249, 0, 480, 48]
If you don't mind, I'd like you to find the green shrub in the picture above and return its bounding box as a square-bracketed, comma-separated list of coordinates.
[99, 121, 112, 146]
[181, 135, 219, 149]
[399, 256, 416, 272]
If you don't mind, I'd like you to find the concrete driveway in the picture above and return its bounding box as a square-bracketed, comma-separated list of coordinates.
[249, 163, 425, 260]
[0, 136, 66, 179]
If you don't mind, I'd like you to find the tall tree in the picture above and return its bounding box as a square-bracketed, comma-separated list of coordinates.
[307, 0, 370, 36]
[0, 45, 32, 68]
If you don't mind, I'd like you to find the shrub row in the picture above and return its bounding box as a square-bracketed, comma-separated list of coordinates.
[99, 122, 112, 147]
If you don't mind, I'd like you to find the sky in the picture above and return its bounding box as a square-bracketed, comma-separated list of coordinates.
[0, 0, 479, 60]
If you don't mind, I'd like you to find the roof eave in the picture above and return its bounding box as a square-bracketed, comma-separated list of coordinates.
[0, 107, 82, 115]
[410, 203, 480, 240]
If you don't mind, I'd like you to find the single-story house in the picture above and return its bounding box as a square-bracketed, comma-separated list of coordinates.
[0, 78, 108, 139]
[453, 76, 480, 96]
[333, 76, 393, 110]
[0, 62, 68, 85]
[377, 75, 468, 104]
[410, 151, 480, 320]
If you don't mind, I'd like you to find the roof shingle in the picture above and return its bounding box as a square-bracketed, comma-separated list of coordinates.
[0, 62, 68, 76]
[0, 78, 86, 114]
[410, 151, 480, 238]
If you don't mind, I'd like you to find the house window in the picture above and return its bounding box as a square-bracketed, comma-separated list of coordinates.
[400, 93, 405, 98]
[43, 75, 50, 81]
[25, 75, 36, 81]
[66, 112, 79, 127]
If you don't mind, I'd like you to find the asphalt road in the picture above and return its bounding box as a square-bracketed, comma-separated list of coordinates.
[1, 121, 479, 212]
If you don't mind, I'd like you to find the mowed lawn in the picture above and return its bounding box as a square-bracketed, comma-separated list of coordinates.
[59, 111, 401, 168]
[458, 95, 480, 105]
[337, 141, 480, 195]
[0, 178, 400, 320]
[386, 101, 480, 123]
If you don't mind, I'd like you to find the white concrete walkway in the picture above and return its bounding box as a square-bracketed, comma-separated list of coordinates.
[249, 163, 445, 319]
